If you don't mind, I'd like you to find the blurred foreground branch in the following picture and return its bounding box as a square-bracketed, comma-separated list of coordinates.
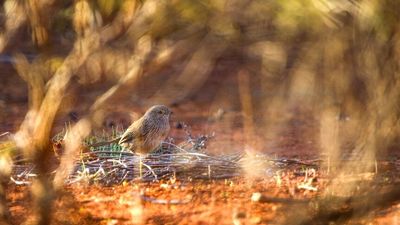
[0, 0, 28, 53]
[287, 185, 400, 225]
[12, 1, 138, 224]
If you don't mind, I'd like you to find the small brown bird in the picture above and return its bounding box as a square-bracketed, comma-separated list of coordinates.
[118, 105, 172, 154]
[89, 105, 172, 155]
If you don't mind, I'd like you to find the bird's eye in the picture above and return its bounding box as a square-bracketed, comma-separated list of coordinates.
[158, 110, 163, 114]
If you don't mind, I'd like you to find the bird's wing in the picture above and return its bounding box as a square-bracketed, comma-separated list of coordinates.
[118, 119, 146, 145]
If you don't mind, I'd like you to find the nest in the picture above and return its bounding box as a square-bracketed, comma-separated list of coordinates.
[70, 135, 321, 184]
[70, 133, 246, 184]
[8, 127, 320, 185]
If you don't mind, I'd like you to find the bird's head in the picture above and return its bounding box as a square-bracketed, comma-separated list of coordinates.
[145, 105, 172, 121]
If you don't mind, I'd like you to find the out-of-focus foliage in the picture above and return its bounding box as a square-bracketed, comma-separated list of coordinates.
[96, 0, 124, 20]
[1, 0, 400, 224]
[276, 0, 327, 36]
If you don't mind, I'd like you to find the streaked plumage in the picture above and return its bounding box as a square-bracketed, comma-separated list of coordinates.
[118, 105, 171, 154]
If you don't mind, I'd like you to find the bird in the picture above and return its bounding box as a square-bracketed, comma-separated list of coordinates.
[118, 105, 172, 154]
[89, 105, 172, 155]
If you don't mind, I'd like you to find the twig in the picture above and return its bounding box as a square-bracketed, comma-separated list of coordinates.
[0, 132, 11, 138]
[10, 177, 31, 185]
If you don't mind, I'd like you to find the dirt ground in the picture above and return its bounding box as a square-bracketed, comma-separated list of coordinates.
[6, 165, 400, 225]
[2, 62, 400, 225]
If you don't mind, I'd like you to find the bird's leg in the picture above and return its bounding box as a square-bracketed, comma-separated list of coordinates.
[137, 153, 158, 181]
[139, 154, 143, 179]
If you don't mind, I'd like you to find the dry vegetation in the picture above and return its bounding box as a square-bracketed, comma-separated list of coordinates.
[1, 0, 400, 224]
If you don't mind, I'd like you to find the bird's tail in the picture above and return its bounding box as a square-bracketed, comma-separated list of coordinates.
[88, 137, 121, 148]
